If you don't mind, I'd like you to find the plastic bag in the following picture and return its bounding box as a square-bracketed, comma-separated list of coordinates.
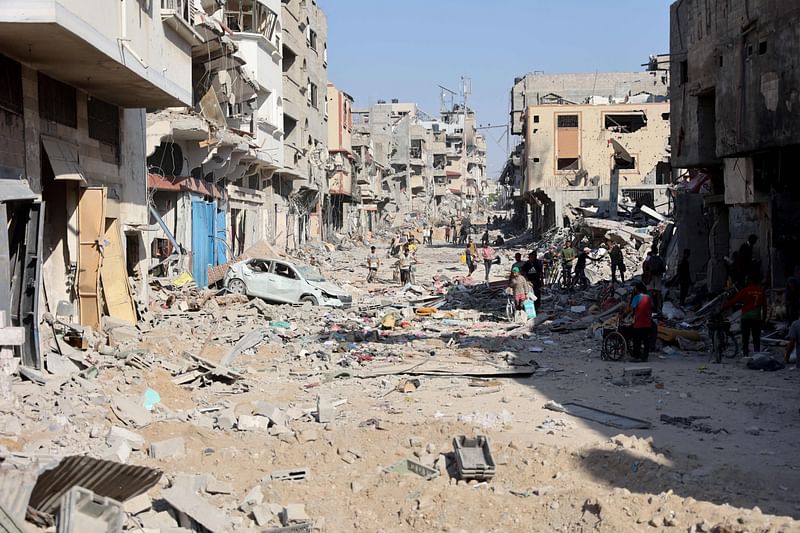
[523, 298, 537, 319]
[459, 254, 467, 265]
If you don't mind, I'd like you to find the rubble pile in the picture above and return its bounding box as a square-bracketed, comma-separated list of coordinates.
[1, 236, 798, 532]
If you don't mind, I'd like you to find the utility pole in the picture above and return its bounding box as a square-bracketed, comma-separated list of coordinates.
[461, 76, 471, 215]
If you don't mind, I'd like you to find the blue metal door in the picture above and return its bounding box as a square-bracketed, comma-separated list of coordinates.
[191, 197, 210, 287]
[215, 201, 227, 265]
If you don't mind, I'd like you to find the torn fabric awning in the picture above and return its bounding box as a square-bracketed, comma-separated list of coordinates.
[41, 136, 87, 184]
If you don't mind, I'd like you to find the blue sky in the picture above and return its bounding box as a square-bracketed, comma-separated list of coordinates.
[319, 0, 673, 178]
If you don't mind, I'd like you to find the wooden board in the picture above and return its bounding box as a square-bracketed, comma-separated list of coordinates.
[100, 218, 136, 324]
[76, 187, 106, 329]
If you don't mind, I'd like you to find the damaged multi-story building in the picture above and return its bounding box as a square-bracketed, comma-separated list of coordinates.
[275, 0, 328, 248]
[670, 0, 800, 291]
[0, 0, 198, 368]
[323, 83, 355, 236]
[146, 0, 279, 287]
[503, 60, 672, 234]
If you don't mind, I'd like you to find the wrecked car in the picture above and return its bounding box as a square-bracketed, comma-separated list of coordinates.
[224, 258, 353, 308]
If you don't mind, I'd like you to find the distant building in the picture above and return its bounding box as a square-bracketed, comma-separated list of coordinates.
[670, 0, 800, 288]
[325, 83, 355, 235]
[504, 63, 671, 233]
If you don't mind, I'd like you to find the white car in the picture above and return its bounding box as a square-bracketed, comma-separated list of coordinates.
[224, 258, 352, 308]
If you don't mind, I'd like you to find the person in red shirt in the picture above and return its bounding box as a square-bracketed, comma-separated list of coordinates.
[722, 274, 766, 357]
[622, 282, 653, 361]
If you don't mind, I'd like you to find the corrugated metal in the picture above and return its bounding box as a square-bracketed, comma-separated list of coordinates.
[28, 456, 161, 515]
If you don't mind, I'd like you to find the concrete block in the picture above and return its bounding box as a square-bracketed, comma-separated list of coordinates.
[106, 425, 146, 450]
[282, 504, 309, 525]
[107, 439, 132, 463]
[172, 473, 208, 493]
[149, 437, 185, 460]
[316, 396, 334, 423]
[254, 401, 286, 426]
[251, 505, 273, 526]
[215, 412, 236, 431]
[124, 493, 152, 515]
[108, 326, 141, 344]
[237, 415, 270, 431]
[138, 510, 179, 530]
[268, 424, 293, 436]
[205, 477, 233, 495]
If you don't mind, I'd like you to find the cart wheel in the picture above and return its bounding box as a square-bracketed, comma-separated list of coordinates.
[603, 332, 627, 361]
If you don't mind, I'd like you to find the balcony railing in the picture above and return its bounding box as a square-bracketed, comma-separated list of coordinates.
[161, 0, 194, 25]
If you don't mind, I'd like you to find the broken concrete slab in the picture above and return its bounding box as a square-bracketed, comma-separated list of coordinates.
[149, 437, 185, 460]
[123, 492, 152, 515]
[254, 401, 286, 426]
[281, 503, 309, 525]
[204, 477, 233, 495]
[162, 487, 233, 532]
[111, 396, 152, 428]
[315, 396, 334, 423]
[237, 414, 270, 431]
[106, 426, 145, 450]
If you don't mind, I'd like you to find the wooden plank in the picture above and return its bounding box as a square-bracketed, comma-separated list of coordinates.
[76, 188, 106, 330]
[100, 218, 137, 324]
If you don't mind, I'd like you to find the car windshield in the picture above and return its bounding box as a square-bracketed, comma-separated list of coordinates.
[296, 266, 325, 282]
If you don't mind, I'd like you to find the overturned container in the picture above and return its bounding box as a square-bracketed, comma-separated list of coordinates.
[452, 435, 496, 481]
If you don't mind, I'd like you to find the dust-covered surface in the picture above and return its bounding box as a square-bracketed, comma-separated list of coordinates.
[3, 237, 800, 533]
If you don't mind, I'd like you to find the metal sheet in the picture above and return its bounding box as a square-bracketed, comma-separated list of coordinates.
[561, 402, 652, 430]
[28, 456, 162, 516]
[0, 179, 36, 202]
[40, 136, 86, 183]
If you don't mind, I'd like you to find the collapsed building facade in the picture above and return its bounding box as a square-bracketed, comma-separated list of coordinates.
[670, 0, 800, 291]
[502, 61, 672, 234]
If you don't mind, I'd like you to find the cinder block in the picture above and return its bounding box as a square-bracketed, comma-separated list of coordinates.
[149, 437, 185, 460]
[237, 415, 270, 431]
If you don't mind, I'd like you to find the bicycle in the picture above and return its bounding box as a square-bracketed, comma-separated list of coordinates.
[707, 313, 739, 363]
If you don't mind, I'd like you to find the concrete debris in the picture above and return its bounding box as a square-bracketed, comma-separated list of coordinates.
[149, 437, 186, 460]
[162, 487, 233, 532]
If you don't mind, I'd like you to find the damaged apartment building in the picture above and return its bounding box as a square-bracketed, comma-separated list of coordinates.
[0, 0, 198, 369]
[146, 0, 283, 287]
[274, 0, 328, 247]
[351, 99, 488, 224]
[502, 58, 672, 234]
[670, 0, 800, 291]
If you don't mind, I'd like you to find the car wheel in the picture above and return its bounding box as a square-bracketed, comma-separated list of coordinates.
[300, 295, 318, 306]
[228, 278, 247, 295]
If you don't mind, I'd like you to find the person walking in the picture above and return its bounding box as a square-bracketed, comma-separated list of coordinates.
[481, 229, 490, 246]
[465, 238, 478, 276]
[459, 225, 468, 246]
[444, 225, 451, 244]
[450, 217, 457, 244]
[522, 251, 544, 311]
[510, 267, 530, 311]
[677, 249, 691, 306]
[367, 245, 380, 283]
[609, 242, 626, 284]
[481, 242, 496, 282]
[398, 247, 414, 285]
[622, 282, 653, 362]
[722, 274, 767, 358]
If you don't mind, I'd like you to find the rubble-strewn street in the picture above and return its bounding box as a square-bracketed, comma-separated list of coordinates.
[2, 0, 800, 531]
[2, 234, 799, 532]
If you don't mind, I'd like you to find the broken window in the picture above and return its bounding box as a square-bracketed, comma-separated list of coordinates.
[147, 141, 184, 176]
[533, 115, 540, 123]
[557, 158, 580, 171]
[758, 41, 767, 55]
[0, 53, 23, 115]
[604, 113, 647, 133]
[38, 73, 77, 128]
[616, 156, 637, 171]
[308, 82, 318, 109]
[308, 29, 318, 51]
[557, 115, 579, 128]
[226, 0, 278, 39]
[88, 97, 119, 148]
[679, 60, 688, 84]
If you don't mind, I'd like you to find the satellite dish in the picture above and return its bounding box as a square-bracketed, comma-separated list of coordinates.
[609, 139, 633, 165]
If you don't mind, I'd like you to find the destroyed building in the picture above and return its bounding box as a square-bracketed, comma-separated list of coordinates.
[0, 0, 199, 368]
[275, 0, 329, 247]
[670, 0, 800, 290]
[503, 61, 672, 233]
[323, 83, 356, 236]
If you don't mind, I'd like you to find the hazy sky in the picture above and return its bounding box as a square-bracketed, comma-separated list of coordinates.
[319, 0, 673, 178]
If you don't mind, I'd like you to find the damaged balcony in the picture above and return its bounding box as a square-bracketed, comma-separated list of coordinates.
[0, 0, 194, 107]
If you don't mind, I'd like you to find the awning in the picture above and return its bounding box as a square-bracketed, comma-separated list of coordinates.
[41, 136, 86, 183]
[0, 178, 37, 201]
